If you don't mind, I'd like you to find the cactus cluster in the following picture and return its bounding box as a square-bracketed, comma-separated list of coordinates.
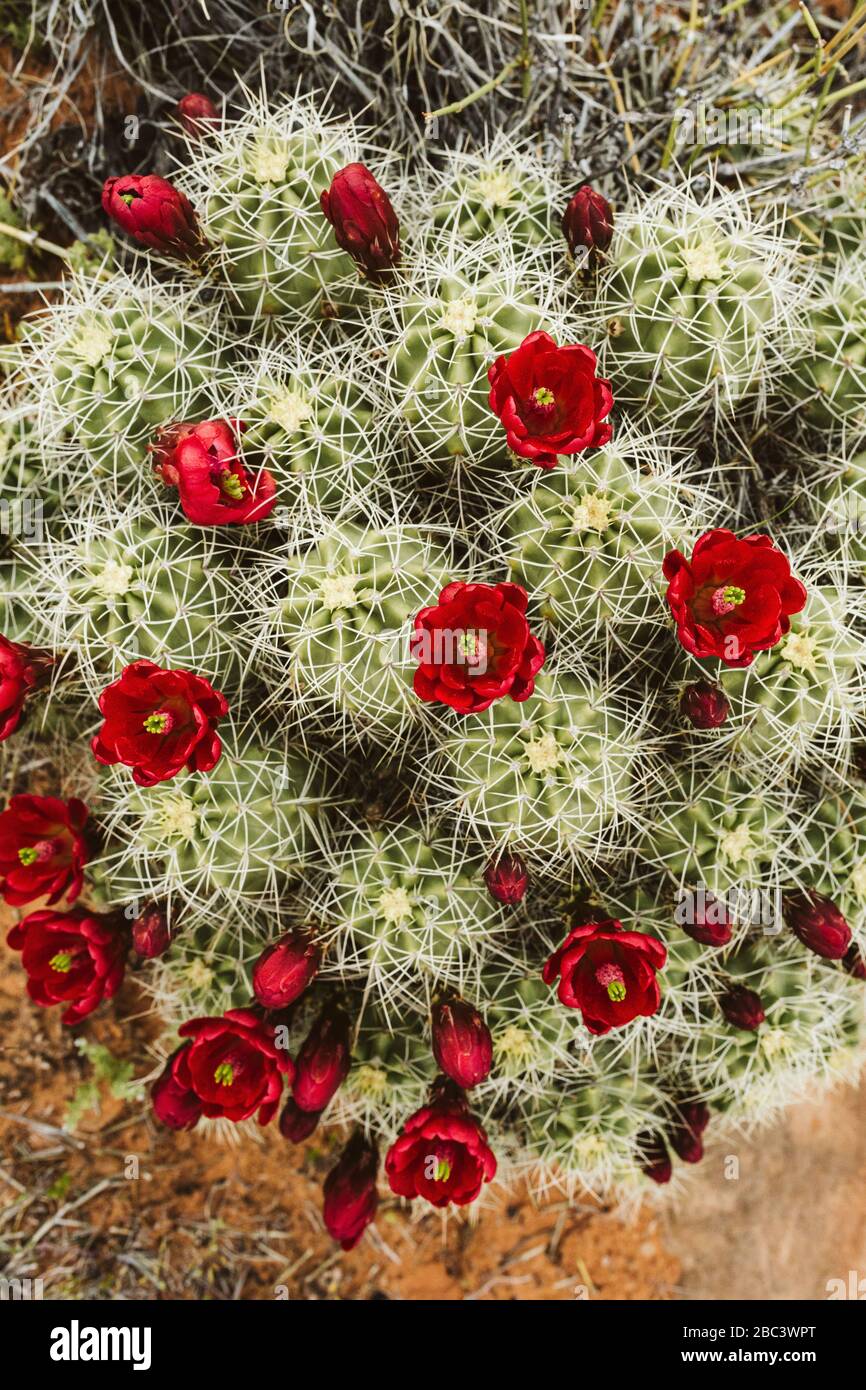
[2, 55, 865, 1241]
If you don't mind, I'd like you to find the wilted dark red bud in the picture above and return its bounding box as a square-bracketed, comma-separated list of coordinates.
[101, 173, 207, 259]
[252, 932, 321, 1010]
[431, 996, 493, 1089]
[668, 1101, 710, 1164]
[131, 902, 170, 959]
[177, 92, 219, 137]
[561, 184, 614, 265]
[323, 1130, 379, 1250]
[293, 1004, 351, 1113]
[679, 891, 733, 948]
[279, 1096, 321, 1143]
[679, 680, 730, 730]
[638, 1131, 672, 1184]
[719, 984, 765, 1030]
[484, 851, 528, 905]
[843, 944, 866, 980]
[783, 889, 851, 960]
[320, 163, 400, 279]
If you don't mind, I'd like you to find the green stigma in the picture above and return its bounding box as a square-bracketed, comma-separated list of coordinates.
[50, 952, 73, 974]
[220, 471, 244, 500]
[533, 386, 555, 406]
[213, 1062, 234, 1087]
[143, 712, 169, 734]
[434, 1158, 451, 1182]
[119, 191, 136, 206]
[724, 586, 745, 606]
[607, 980, 627, 1002]
[18, 846, 39, 866]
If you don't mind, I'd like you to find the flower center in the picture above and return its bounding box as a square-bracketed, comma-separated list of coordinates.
[711, 584, 745, 617]
[533, 386, 555, 408]
[49, 951, 73, 974]
[213, 1062, 234, 1087]
[595, 962, 627, 1002]
[18, 839, 56, 866]
[457, 629, 489, 669]
[118, 189, 138, 207]
[432, 1157, 452, 1182]
[218, 469, 245, 501]
[143, 710, 173, 734]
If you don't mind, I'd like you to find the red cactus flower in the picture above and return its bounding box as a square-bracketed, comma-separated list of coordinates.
[279, 1097, 321, 1144]
[561, 185, 614, 264]
[431, 996, 492, 1089]
[542, 917, 666, 1035]
[7, 907, 126, 1025]
[0, 635, 55, 742]
[484, 851, 528, 904]
[487, 330, 613, 468]
[719, 984, 765, 1030]
[130, 902, 171, 959]
[663, 529, 807, 668]
[0, 794, 88, 907]
[151, 418, 277, 527]
[101, 173, 207, 258]
[320, 163, 400, 279]
[638, 1131, 672, 1185]
[385, 1081, 496, 1209]
[411, 581, 545, 714]
[783, 889, 851, 960]
[91, 660, 227, 788]
[152, 1009, 294, 1128]
[252, 932, 321, 1010]
[323, 1131, 380, 1250]
[177, 92, 219, 137]
[293, 1004, 352, 1113]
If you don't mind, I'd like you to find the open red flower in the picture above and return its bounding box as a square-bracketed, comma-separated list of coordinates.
[320, 163, 400, 279]
[663, 529, 806, 668]
[102, 173, 207, 259]
[488, 330, 613, 468]
[0, 635, 55, 741]
[151, 418, 277, 526]
[7, 907, 126, 1025]
[411, 581, 545, 714]
[91, 660, 228, 787]
[152, 1008, 294, 1129]
[323, 1131, 380, 1250]
[543, 917, 666, 1035]
[385, 1083, 497, 1209]
[0, 794, 89, 907]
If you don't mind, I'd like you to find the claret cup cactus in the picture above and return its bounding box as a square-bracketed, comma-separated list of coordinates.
[2, 75, 865, 1244]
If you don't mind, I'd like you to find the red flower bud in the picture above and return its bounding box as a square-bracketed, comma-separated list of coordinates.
[638, 1132, 672, 1184]
[561, 185, 614, 264]
[322, 1130, 379, 1250]
[279, 1096, 321, 1143]
[668, 1101, 710, 1164]
[719, 984, 765, 1030]
[431, 996, 493, 1089]
[102, 173, 207, 260]
[484, 851, 528, 904]
[320, 163, 400, 279]
[293, 1003, 351, 1113]
[131, 902, 170, 959]
[177, 92, 219, 137]
[783, 889, 851, 960]
[843, 944, 866, 980]
[252, 932, 321, 1010]
[679, 680, 730, 730]
[679, 891, 733, 948]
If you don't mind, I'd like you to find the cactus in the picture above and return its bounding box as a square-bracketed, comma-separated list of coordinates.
[592, 181, 812, 431]
[419, 136, 560, 250]
[779, 258, 866, 434]
[243, 518, 454, 746]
